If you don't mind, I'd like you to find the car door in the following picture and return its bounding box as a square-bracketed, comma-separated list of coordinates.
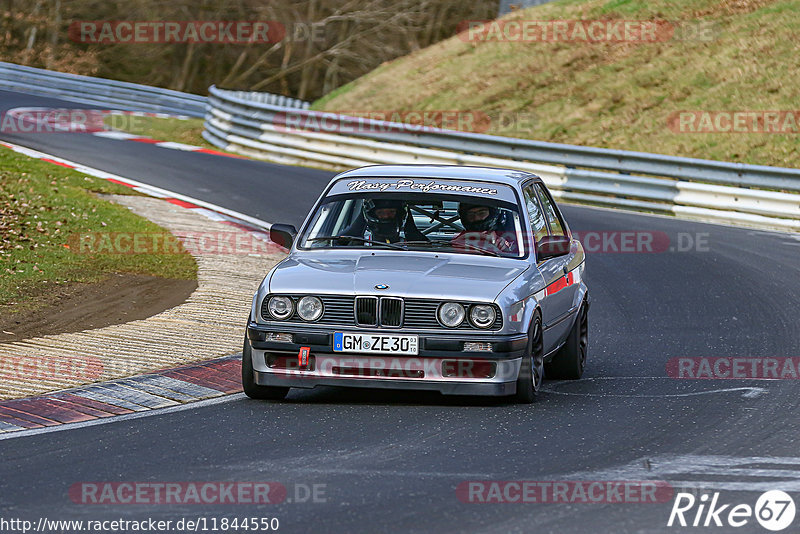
[533, 182, 582, 350]
[522, 182, 562, 354]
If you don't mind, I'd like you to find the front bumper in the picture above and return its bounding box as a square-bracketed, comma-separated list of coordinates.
[247, 322, 527, 396]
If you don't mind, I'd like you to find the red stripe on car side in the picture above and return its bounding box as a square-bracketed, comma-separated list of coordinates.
[546, 271, 575, 296]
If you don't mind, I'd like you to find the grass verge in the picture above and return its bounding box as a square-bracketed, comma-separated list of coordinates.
[105, 116, 250, 159]
[314, 0, 800, 168]
[0, 146, 197, 314]
[106, 116, 210, 147]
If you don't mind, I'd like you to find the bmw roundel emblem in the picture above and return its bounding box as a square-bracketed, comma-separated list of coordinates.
[375, 284, 389, 290]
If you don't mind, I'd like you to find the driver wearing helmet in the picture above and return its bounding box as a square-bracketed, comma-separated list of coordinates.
[342, 198, 427, 244]
[452, 202, 517, 254]
[460, 204, 500, 232]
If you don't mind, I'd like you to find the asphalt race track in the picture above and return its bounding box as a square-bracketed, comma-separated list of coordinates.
[0, 90, 332, 227]
[2, 91, 800, 533]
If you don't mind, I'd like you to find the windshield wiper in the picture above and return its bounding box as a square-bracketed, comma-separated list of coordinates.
[402, 239, 503, 257]
[306, 236, 406, 250]
[453, 242, 502, 257]
[400, 240, 438, 246]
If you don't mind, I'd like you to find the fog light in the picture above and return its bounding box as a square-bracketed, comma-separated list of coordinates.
[463, 342, 493, 352]
[265, 332, 293, 343]
[442, 359, 497, 379]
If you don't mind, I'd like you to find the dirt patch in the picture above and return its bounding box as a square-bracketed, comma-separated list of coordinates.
[0, 274, 197, 343]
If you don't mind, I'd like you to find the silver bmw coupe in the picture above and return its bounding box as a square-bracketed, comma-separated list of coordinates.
[243, 165, 589, 403]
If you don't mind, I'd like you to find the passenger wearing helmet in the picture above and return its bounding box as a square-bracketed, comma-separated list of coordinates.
[342, 198, 427, 244]
[453, 202, 518, 254]
[459, 204, 501, 232]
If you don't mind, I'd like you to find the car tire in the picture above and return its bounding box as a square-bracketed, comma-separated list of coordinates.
[545, 300, 588, 380]
[515, 312, 543, 404]
[242, 335, 290, 400]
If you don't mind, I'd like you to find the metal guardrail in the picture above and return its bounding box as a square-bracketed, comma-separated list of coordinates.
[0, 62, 309, 120]
[0, 62, 207, 117]
[217, 90, 310, 110]
[203, 86, 800, 232]
[0, 63, 794, 232]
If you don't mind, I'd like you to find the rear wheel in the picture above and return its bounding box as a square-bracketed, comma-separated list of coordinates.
[514, 313, 543, 403]
[242, 335, 289, 400]
[545, 301, 588, 380]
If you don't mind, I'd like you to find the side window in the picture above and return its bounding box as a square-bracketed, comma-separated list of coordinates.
[535, 183, 566, 237]
[523, 185, 548, 243]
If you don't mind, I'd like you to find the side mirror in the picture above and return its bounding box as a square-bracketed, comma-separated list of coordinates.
[536, 235, 570, 261]
[270, 224, 298, 250]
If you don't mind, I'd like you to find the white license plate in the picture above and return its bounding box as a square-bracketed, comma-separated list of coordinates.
[333, 332, 419, 355]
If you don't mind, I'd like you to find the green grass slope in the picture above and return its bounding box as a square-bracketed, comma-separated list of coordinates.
[0, 147, 197, 312]
[315, 0, 800, 168]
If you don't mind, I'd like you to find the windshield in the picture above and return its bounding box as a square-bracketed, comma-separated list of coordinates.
[299, 191, 526, 258]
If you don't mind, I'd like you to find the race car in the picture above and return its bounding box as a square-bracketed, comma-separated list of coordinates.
[243, 165, 589, 403]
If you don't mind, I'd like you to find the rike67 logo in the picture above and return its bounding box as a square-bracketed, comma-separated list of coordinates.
[668, 490, 796, 531]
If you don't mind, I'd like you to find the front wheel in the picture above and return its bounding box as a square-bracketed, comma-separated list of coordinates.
[242, 335, 289, 400]
[514, 313, 543, 403]
[545, 300, 588, 380]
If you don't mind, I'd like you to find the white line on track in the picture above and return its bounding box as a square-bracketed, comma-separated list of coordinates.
[0, 139, 274, 230]
[543, 387, 767, 398]
[564, 454, 800, 493]
[542, 377, 768, 399]
[274, 467, 496, 479]
[90, 131, 141, 140]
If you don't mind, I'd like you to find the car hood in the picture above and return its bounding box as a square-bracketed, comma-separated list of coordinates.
[268, 251, 528, 302]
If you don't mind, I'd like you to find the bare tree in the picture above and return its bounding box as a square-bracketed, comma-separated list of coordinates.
[0, 0, 499, 100]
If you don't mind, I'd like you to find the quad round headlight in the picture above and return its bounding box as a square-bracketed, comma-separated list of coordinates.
[297, 296, 323, 321]
[438, 302, 465, 328]
[267, 296, 294, 320]
[470, 305, 496, 329]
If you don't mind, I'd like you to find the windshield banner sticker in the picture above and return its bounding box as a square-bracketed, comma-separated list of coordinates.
[346, 179, 499, 196]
